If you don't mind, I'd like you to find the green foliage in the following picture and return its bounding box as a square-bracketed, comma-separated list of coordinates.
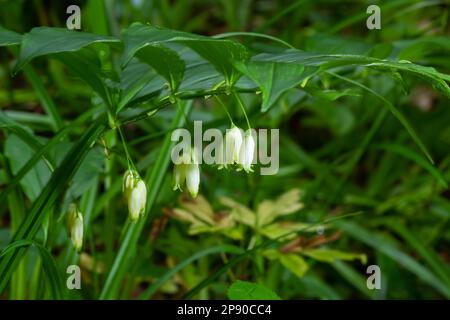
[227, 281, 281, 300]
[0, 0, 449, 300]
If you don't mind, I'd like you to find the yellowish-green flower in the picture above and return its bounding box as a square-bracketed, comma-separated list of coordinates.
[67, 203, 83, 252]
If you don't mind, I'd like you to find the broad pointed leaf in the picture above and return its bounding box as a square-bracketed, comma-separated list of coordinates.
[235, 61, 307, 112]
[0, 26, 22, 46]
[14, 27, 119, 73]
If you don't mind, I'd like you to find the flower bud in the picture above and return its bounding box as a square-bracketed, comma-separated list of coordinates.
[128, 179, 147, 221]
[239, 130, 255, 172]
[67, 204, 83, 252]
[123, 170, 147, 221]
[225, 125, 243, 166]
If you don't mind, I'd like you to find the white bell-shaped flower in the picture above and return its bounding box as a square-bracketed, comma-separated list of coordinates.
[185, 163, 200, 197]
[239, 130, 255, 172]
[224, 125, 243, 166]
[123, 170, 147, 221]
[172, 147, 200, 197]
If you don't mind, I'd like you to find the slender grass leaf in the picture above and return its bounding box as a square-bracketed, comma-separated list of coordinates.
[373, 143, 448, 187]
[336, 220, 450, 298]
[328, 71, 434, 164]
[385, 220, 450, 287]
[22, 65, 64, 131]
[0, 239, 64, 299]
[304, 249, 367, 264]
[333, 261, 376, 299]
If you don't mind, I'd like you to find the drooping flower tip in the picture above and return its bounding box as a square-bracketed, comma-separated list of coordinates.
[122, 169, 138, 194]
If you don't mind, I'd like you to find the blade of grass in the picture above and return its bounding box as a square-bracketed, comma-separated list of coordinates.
[385, 219, 450, 287]
[0, 239, 64, 299]
[373, 143, 448, 187]
[327, 71, 434, 164]
[8, 47, 63, 132]
[22, 66, 63, 132]
[333, 261, 376, 299]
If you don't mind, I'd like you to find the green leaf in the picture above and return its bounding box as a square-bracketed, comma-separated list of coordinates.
[0, 116, 106, 294]
[234, 61, 307, 112]
[14, 27, 119, 73]
[227, 280, 281, 300]
[22, 65, 64, 131]
[253, 50, 450, 98]
[279, 253, 309, 278]
[178, 38, 248, 85]
[0, 110, 55, 170]
[122, 23, 248, 85]
[329, 71, 434, 165]
[139, 245, 244, 299]
[135, 44, 185, 92]
[385, 220, 450, 287]
[54, 49, 112, 108]
[303, 249, 367, 264]
[4, 135, 50, 201]
[0, 26, 22, 46]
[333, 261, 376, 299]
[0, 107, 99, 207]
[373, 143, 448, 187]
[0, 240, 64, 299]
[336, 220, 450, 298]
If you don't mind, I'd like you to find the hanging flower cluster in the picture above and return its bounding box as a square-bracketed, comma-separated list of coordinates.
[173, 124, 255, 198]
